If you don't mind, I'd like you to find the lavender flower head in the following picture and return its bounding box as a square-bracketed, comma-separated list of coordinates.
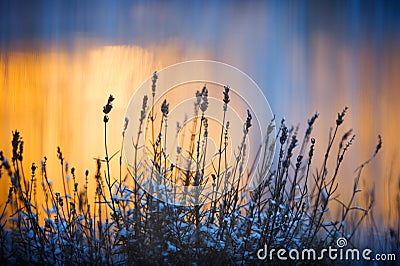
[122, 117, 129, 137]
[140, 95, 148, 123]
[244, 109, 252, 133]
[200, 84, 208, 113]
[152, 71, 158, 96]
[161, 99, 169, 116]
[195, 90, 201, 106]
[223, 85, 230, 107]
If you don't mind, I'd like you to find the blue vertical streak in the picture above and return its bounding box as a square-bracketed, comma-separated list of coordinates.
[104, 1, 117, 42]
[264, 0, 284, 118]
[52, 0, 61, 47]
[350, 0, 360, 109]
[41, 0, 50, 46]
[371, 0, 384, 186]
[211, 0, 222, 57]
[190, 0, 200, 46]
[372, 1, 383, 114]
[0, 1, 9, 49]
[294, 0, 308, 117]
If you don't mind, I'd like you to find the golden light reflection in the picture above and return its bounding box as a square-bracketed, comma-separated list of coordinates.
[0, 40, 399, 227]
[0, 44, 210, 212]
[305, 34, 400, 228]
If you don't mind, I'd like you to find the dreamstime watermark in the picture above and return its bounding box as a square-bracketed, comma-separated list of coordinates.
[123, 60, 275, 206]
[257, 237, 397, 262]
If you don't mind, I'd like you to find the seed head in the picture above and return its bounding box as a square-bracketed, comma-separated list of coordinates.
[140, 95, 148, 122]
[306, 112, 319, 135]
[161, 99, 169, 116]
[57, 146, 63, 165]
[195, 90, 201, 105]
[280, 126, 288, 145]
[336, 106, 348, 126]
[122, 117, 129, 137]
[244, 109, 252, 133]
[152, 71, 158, 96]
[200, 84, 208, 112]
[103, 94, 115, 114]
[223, 85, 230, 105]
[374, 135, 382, 156]
[12, 130, 23, 162]
[31, 163, 37, 176]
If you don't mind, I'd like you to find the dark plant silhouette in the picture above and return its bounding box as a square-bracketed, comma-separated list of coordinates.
[0, 82, 396, 265]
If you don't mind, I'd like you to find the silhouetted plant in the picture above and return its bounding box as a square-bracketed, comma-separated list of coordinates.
[0, 79, 394, 265]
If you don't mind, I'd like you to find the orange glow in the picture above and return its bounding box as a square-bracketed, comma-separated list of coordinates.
[0, 43, 210, 209]
[0, 40, 399, 227]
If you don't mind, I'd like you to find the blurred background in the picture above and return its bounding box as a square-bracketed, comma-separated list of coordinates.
[1, 1, 399, 228]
